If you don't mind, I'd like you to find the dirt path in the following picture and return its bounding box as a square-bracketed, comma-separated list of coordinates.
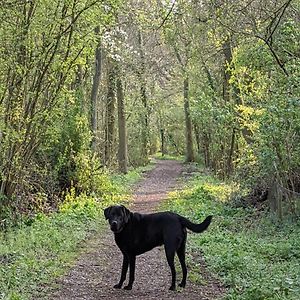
[47, 160, 225, 300]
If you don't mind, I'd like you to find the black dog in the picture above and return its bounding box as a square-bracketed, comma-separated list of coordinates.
[104, 205, 212, 291]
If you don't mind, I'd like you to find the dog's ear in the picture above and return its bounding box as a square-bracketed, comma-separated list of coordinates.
[121, 205, 130, 223]
[104, 206, 112, 220]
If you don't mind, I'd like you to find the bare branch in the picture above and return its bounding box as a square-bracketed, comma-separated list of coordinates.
[266, 0, 293, 44]
[157, 1, 176, 30]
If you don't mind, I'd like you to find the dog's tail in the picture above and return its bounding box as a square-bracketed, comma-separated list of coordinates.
[179, 215, 212, 233]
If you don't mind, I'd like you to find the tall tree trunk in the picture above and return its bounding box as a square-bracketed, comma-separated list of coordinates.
[227, 128, 236, 174]
[223, 38, 238, 176]
[223, 38, 252, 176]
[137, 30, 149, 162]
[194, 124, 201, 154]
[222, 38, 232, 103]
[104, 59, 116, 166]
[116, 70, 128, 174]
[90, 26, 102, 153]
[203, 132, 211, 168]
[160, 129, 166, 156]
[184, 76, 194, 162]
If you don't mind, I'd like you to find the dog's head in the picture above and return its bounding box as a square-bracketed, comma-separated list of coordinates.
[104, 205, 131, 233]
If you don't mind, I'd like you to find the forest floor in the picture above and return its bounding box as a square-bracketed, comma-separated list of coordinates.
[45, 159, 225, 300]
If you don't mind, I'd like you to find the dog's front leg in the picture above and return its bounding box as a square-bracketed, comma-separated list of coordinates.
[124, 255, 136, 290]
[114, 255, 129, 289]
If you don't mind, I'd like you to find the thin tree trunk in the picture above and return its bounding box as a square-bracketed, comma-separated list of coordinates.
[116, 71, 128, 174]
[227, 128, 236, 175]
[160, 129, 166, 156]
[204, 132, 211, 168]
[194, 124, 201, 154]
[90, 26, 102, 152]
[104, 59, 116, 166]
[137, 30, 149, 162]
[184, 76, 194, 162]
[140, 83, 148, 159]
[222, 38, 232, 103]
[222, 38, 239, 175]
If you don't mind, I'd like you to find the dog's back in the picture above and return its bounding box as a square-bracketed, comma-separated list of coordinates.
[116, 211, 184, 255]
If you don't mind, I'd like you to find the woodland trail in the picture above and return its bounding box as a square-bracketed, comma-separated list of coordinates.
[46, 160, 225, 300]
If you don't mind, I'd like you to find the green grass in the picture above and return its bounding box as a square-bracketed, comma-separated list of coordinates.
[152, 152, 184, 161]
[0, 166, 151, 300]
[163, 173, 300, 300]
[0, 208, 104, 300]
[111, 163, 156, 194]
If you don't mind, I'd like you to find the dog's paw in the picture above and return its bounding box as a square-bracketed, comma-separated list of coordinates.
[113, 283, 122, 289]
[124, 285, 132, 290]
[178, 282, 186, 288]
[169, 285, 176, 291]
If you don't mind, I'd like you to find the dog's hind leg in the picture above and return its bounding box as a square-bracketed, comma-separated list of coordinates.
[124, 255, 136, 290]
[164, 244, 176, 290]
[114, 255, 129, 289]
[177, 241, 187, 288]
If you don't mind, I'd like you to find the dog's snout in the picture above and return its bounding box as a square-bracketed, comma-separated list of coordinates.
[111, 220, 118, 231]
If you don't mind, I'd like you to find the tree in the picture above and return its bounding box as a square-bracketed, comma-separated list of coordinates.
[116, 66, 128, 173]
[91, 26, 102, 153]
[104, 58, 117, 166]
[162, 1, 196, 162]
[0, 0, 120, 211]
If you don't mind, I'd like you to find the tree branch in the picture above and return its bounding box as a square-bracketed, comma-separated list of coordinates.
[157, 1, 176, 30]
[266, 0, 293, 44]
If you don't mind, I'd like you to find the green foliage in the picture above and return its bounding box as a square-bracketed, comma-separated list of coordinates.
[173, 2, 300, 214]
[163, 174, 300, 300]
[0, 0, 121, 214]
[0, 201, 104, 300]
[0, 161, 145, 300]
[0, 0, 300, 296]
[231, 35, 300, 192]
[112, 163, 155, 192]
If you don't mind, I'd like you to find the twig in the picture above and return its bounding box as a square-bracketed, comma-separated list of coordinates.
[157, 1, 176, 30]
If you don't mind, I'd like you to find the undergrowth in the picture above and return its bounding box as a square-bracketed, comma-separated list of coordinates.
[163, 172, 300, 300]
[0, 165, 150, 300]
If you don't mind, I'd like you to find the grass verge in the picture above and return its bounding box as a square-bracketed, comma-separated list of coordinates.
[152, 152, 184, 161]
[0, 165, 152, 300]
[163, 172, 300, 300]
